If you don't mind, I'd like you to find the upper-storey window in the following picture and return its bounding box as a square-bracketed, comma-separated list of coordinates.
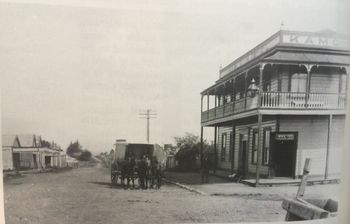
[291, 73, 307, 92]
[340, 74, 347, 94]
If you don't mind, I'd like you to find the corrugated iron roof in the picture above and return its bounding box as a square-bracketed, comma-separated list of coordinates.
[264, 51, 350, 65]
[2, 135, 18, 147]
[17, 134, 36, 147]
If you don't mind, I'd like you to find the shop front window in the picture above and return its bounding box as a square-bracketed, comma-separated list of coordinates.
[221, 133, 227, 162]
[262, 128, 271, 165]
[251, 129, 258, 164]
[229, 132, 233, 162]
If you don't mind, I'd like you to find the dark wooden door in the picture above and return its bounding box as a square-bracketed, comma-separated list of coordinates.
[271, 132, 298, 178]
[238, 134, 248, 178]
[33, 154, 38, 169]
[45, 156, 51, 167]
[13, 153, 20, 169]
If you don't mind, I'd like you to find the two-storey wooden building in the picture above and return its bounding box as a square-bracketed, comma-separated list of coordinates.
[200, 29, 349, 185]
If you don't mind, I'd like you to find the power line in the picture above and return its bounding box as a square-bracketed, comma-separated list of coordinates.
[139, 109, 157, 143]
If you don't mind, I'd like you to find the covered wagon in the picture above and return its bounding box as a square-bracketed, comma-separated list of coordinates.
[111, 143, 166, 186]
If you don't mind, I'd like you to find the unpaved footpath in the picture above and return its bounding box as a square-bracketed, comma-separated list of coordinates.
[4, 165, 285, 224]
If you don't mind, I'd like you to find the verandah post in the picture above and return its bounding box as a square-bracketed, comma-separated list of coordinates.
[255, 63, 264, 186]
[200, 126, 204, 170]
[214, 126, 217, 174]
[305, 64, 313, 108]
[231, 121, 235, 174]
[325, 114, 333, 179]
[207, 93, 210, 120]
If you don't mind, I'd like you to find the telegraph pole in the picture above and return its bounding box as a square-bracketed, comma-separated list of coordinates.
[139, 109, 157, 143]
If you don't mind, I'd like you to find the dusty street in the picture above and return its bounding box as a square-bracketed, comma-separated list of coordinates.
[4, 164, 285, 224]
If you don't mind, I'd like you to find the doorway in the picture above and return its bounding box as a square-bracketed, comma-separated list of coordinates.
[33, 154, 38, 169]
[238, 134, 248, 178]
[13, 153, 20, 170]
[271, 132, 298, 178]
[45, 156, 51, 167]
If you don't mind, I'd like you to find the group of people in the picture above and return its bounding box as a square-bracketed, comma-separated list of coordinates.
[111, 153, 162, 189]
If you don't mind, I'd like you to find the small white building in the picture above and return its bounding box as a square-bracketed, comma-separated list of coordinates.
[2, 134, 66, 171]
[2, 135, 20, 170]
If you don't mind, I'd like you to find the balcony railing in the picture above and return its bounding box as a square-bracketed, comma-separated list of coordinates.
[201, 92, 346, 123]
[261, 92, 346, 109]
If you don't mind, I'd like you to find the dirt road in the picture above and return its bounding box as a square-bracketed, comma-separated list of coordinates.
[4, 164, 285, 223]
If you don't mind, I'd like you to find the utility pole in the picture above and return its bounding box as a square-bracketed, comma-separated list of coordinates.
[139, 109, 157, 143]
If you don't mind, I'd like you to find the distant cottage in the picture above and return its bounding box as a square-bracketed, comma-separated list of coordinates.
[2, 134, 66, 171]
[200, 29, 349, 185]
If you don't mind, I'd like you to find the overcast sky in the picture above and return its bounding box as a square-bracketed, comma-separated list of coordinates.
[0, 0, 349, 153]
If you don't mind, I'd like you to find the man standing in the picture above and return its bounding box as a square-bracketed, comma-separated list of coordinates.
[127, 154, 136, 188]
[138, 156, 147, 189]
[201, 154, 210, 183]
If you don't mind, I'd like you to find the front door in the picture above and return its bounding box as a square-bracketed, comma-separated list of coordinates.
[271, 132, 298, 178]
[13, 153, 20, 170]
[45, 156, 51, 167]
[33, 154, 38, 169]
[238, 134, 248, 178]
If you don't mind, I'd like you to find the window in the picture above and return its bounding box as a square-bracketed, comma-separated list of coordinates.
[340, 74, 347, 94]
[229, 132, 233, 162]
[262, 128, 271, 165]
[251, 129, 258, 164]
[291, 73, 307, 92]
[221, 133, 227, 162]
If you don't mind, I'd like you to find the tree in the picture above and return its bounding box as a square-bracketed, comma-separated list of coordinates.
[79, 150, 92, 161]
[174, 133, 215, 171]
[66, 141, 82, 158]
[174, 133, 201, 171]
[66, 141, 92, 161]
[41, 140, 51, 148]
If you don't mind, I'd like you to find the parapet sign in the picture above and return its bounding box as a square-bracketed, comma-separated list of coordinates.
[275, 133, 295, 141]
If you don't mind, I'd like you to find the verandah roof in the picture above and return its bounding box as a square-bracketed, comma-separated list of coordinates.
[263, 51, 350, 65]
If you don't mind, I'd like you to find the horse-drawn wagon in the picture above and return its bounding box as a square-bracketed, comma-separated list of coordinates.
[111, 143, 166, 188]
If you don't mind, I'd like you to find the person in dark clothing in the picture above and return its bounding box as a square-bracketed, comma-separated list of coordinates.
[127, 155, 136, 188]
[138, 157, 147, 189]
[150, 156, 157, 188]
[111, 160, 119, 184]
[145, 156, 151, 189]
[201, 154, 210, 183]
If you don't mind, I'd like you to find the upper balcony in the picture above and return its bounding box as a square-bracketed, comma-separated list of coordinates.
[201, 92, 346, 123]
[201, 63, 348, 125]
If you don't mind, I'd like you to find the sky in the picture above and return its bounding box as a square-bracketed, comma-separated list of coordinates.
[0, 0, 349, 154]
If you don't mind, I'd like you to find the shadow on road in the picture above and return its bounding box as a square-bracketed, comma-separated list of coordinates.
[164, 171, 230, 185]
[88, 181, 138, 189]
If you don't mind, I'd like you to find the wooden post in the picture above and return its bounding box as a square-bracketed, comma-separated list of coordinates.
[231, 121, 235, 174]
[207, 93, 210, 120]
[296, 158, 311, 198]
[200, 95, 203, 113]
[325, 114, 333, 179]
[244, 73, 248, 111]
[255, 113, 262, 186]
[214, 89, 217, 118]
[255, 64, 264, 186]
[223, 83, 226, 116]
[232, 78, 236, 113]
[200, 126, 204, 169]
[305, 64, 313, 108]
[214, 126, 217, 174]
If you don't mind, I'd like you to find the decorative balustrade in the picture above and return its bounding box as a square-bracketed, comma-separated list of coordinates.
[261, 92, 346, 109]
[234, 98, 246, 113]
[224, 102, 234, 115]
[201, 92, 346, 122]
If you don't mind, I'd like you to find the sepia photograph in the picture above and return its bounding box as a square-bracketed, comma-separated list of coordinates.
[0, 0, 350, 223]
